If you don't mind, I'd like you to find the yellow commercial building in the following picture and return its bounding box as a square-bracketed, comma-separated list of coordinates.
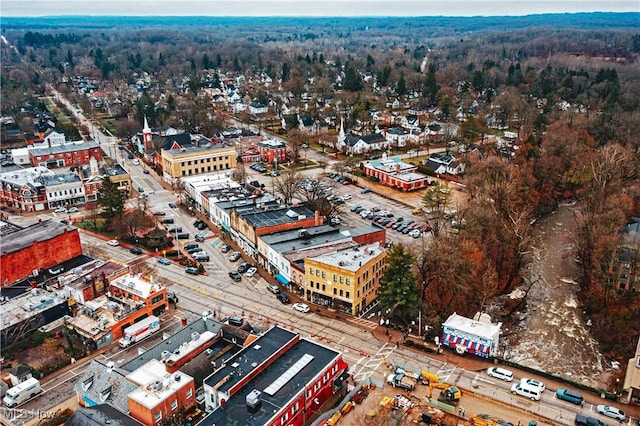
[304, 243, 386, 316]
[161, 143, 237, 181]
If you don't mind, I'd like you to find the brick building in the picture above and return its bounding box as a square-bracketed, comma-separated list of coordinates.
[65, 270, 169, 348]
[0, 220, 82, 287]
[0, 166, 51, 212]
[256, 138, 287, 163]
[201, 326, 349, 426]
[28, 140, 102, 168]
[126, 360, 196, 426]
[363, 156, 431, 191]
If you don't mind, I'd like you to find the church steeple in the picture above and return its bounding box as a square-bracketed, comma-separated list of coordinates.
[338, 116, 346, 147]
[142, 116, 153, 151]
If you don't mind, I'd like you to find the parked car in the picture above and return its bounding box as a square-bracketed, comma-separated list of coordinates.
[521, 378, 545, 392]
[185, 243, 199, 250]
[157, 257, 171, 265]
[192, 252, 209, 262]
[107, 239, 119, 246]
[220, 244, 231, 253]
[55, 207, 67, 213]
[168, 202, 177, 208]
[350, 205, 362, 212]
[596, 405, 626, 421]
[143, 169, 150, 174]
[195, 234, 205, 242]
[486, 367, 513, 382]
[277, 293, 290, 304]
[187, 247, 203, 254]
[245, 267, 258, 277]
[556, 388, 583, 405]
[129, 247, 143, 255]
[228, 271, 242, 282]
[185, 267, 199, 275]
[361, 188, 371, 193]
[67, 207, 79, 213]
[237, 262, 252, 273]
[341, 194, 352, 200]
[267, 285, 280, 294]
[167, 227, 183, 233]
[196, 222, 207, 230]
[229, 252, 241, 262]
[293, 303, 310, 313]
[153, 211, 166, 216]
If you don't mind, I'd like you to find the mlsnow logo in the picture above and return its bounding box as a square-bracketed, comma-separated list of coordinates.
[0, 408, 55, 422]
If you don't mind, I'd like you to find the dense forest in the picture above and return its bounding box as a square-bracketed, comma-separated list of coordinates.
[1, 14, 639, 380]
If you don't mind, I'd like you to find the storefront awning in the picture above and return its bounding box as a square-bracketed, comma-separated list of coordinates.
[275, 274, 289, 285]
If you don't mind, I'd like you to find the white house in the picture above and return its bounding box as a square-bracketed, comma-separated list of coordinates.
[249, 103, 268, 115]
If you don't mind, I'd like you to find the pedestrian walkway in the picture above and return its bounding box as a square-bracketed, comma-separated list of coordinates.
[346, 317, 378, 330]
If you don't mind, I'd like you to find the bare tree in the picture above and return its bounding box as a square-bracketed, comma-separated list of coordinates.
[286, 129, 308, 164]
[420, 182, 453, 238]
[274, 169, 302, 205]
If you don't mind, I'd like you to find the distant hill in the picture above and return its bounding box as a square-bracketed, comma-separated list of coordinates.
[2, 13, 639, 35]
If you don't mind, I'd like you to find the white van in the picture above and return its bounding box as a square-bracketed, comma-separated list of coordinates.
[486, 367, 514, 382]
[3, 378, 41, 407]
[511, 382, 541, 401]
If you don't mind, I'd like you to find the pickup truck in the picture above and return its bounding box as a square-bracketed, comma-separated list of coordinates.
[575, 415, 608, 426]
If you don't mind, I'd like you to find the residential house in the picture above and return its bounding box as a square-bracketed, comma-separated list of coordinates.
[423, 153, 465, 176]
[249, 103, 268, 115]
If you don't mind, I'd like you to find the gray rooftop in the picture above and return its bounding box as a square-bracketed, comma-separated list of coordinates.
[200, 327, 340, 426]
[261, 225, 349, 255]
[1, 219, 76, 255]
[29, 140, 100, 156]
[41, 172, 82, 186]
[65, 404, 143, 426]
[240, 206, 315, 229]
[73, 360, 138, 413]
[121, 317, 224, 373]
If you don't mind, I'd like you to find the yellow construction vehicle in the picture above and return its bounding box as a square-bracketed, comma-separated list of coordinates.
[428, 382, 461, 405]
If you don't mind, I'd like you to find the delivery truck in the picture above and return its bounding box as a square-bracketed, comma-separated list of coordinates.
[3, 378, 41, 407]
[118, 316, 160, 348]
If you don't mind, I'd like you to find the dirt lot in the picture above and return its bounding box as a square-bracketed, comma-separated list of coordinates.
[336, 382, 552, 426]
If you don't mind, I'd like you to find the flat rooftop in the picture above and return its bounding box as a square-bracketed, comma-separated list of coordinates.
[261, 225, 348, 254]
[201, 327, 340, 426]
[29, 140, 99, 156]
[110, 272, 165, 299]
[241, 206, 315, 229]
[127, 360, 194, 409]
[308, 243, 385, 271]
[0, 219, 76, 255]
[0, 287, 67, 331]
[442, 312, 502, 339]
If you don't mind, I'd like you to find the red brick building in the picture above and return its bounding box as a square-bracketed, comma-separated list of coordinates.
[0, 220, 82, 287]
[363, 156, 431, 191]
[28, 140, 102, 168]
[257, 138, 287, 163]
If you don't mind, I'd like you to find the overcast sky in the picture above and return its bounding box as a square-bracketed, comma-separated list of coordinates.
[3, 0, 638, 17]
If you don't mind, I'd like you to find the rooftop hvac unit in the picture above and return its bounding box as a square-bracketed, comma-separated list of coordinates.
[191, 332, 201, 342]
[246, 389, 261, 410]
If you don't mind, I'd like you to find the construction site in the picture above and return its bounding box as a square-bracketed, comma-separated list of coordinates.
[320, 359, 548, 426]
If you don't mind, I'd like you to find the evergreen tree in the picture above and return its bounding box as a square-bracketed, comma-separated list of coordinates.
[97, 178, 125, 224]
[343, 66, 363, 91]
[378, 244, 418, 324]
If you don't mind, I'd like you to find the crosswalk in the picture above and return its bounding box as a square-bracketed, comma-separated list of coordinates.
[347, 316, 378, 330]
